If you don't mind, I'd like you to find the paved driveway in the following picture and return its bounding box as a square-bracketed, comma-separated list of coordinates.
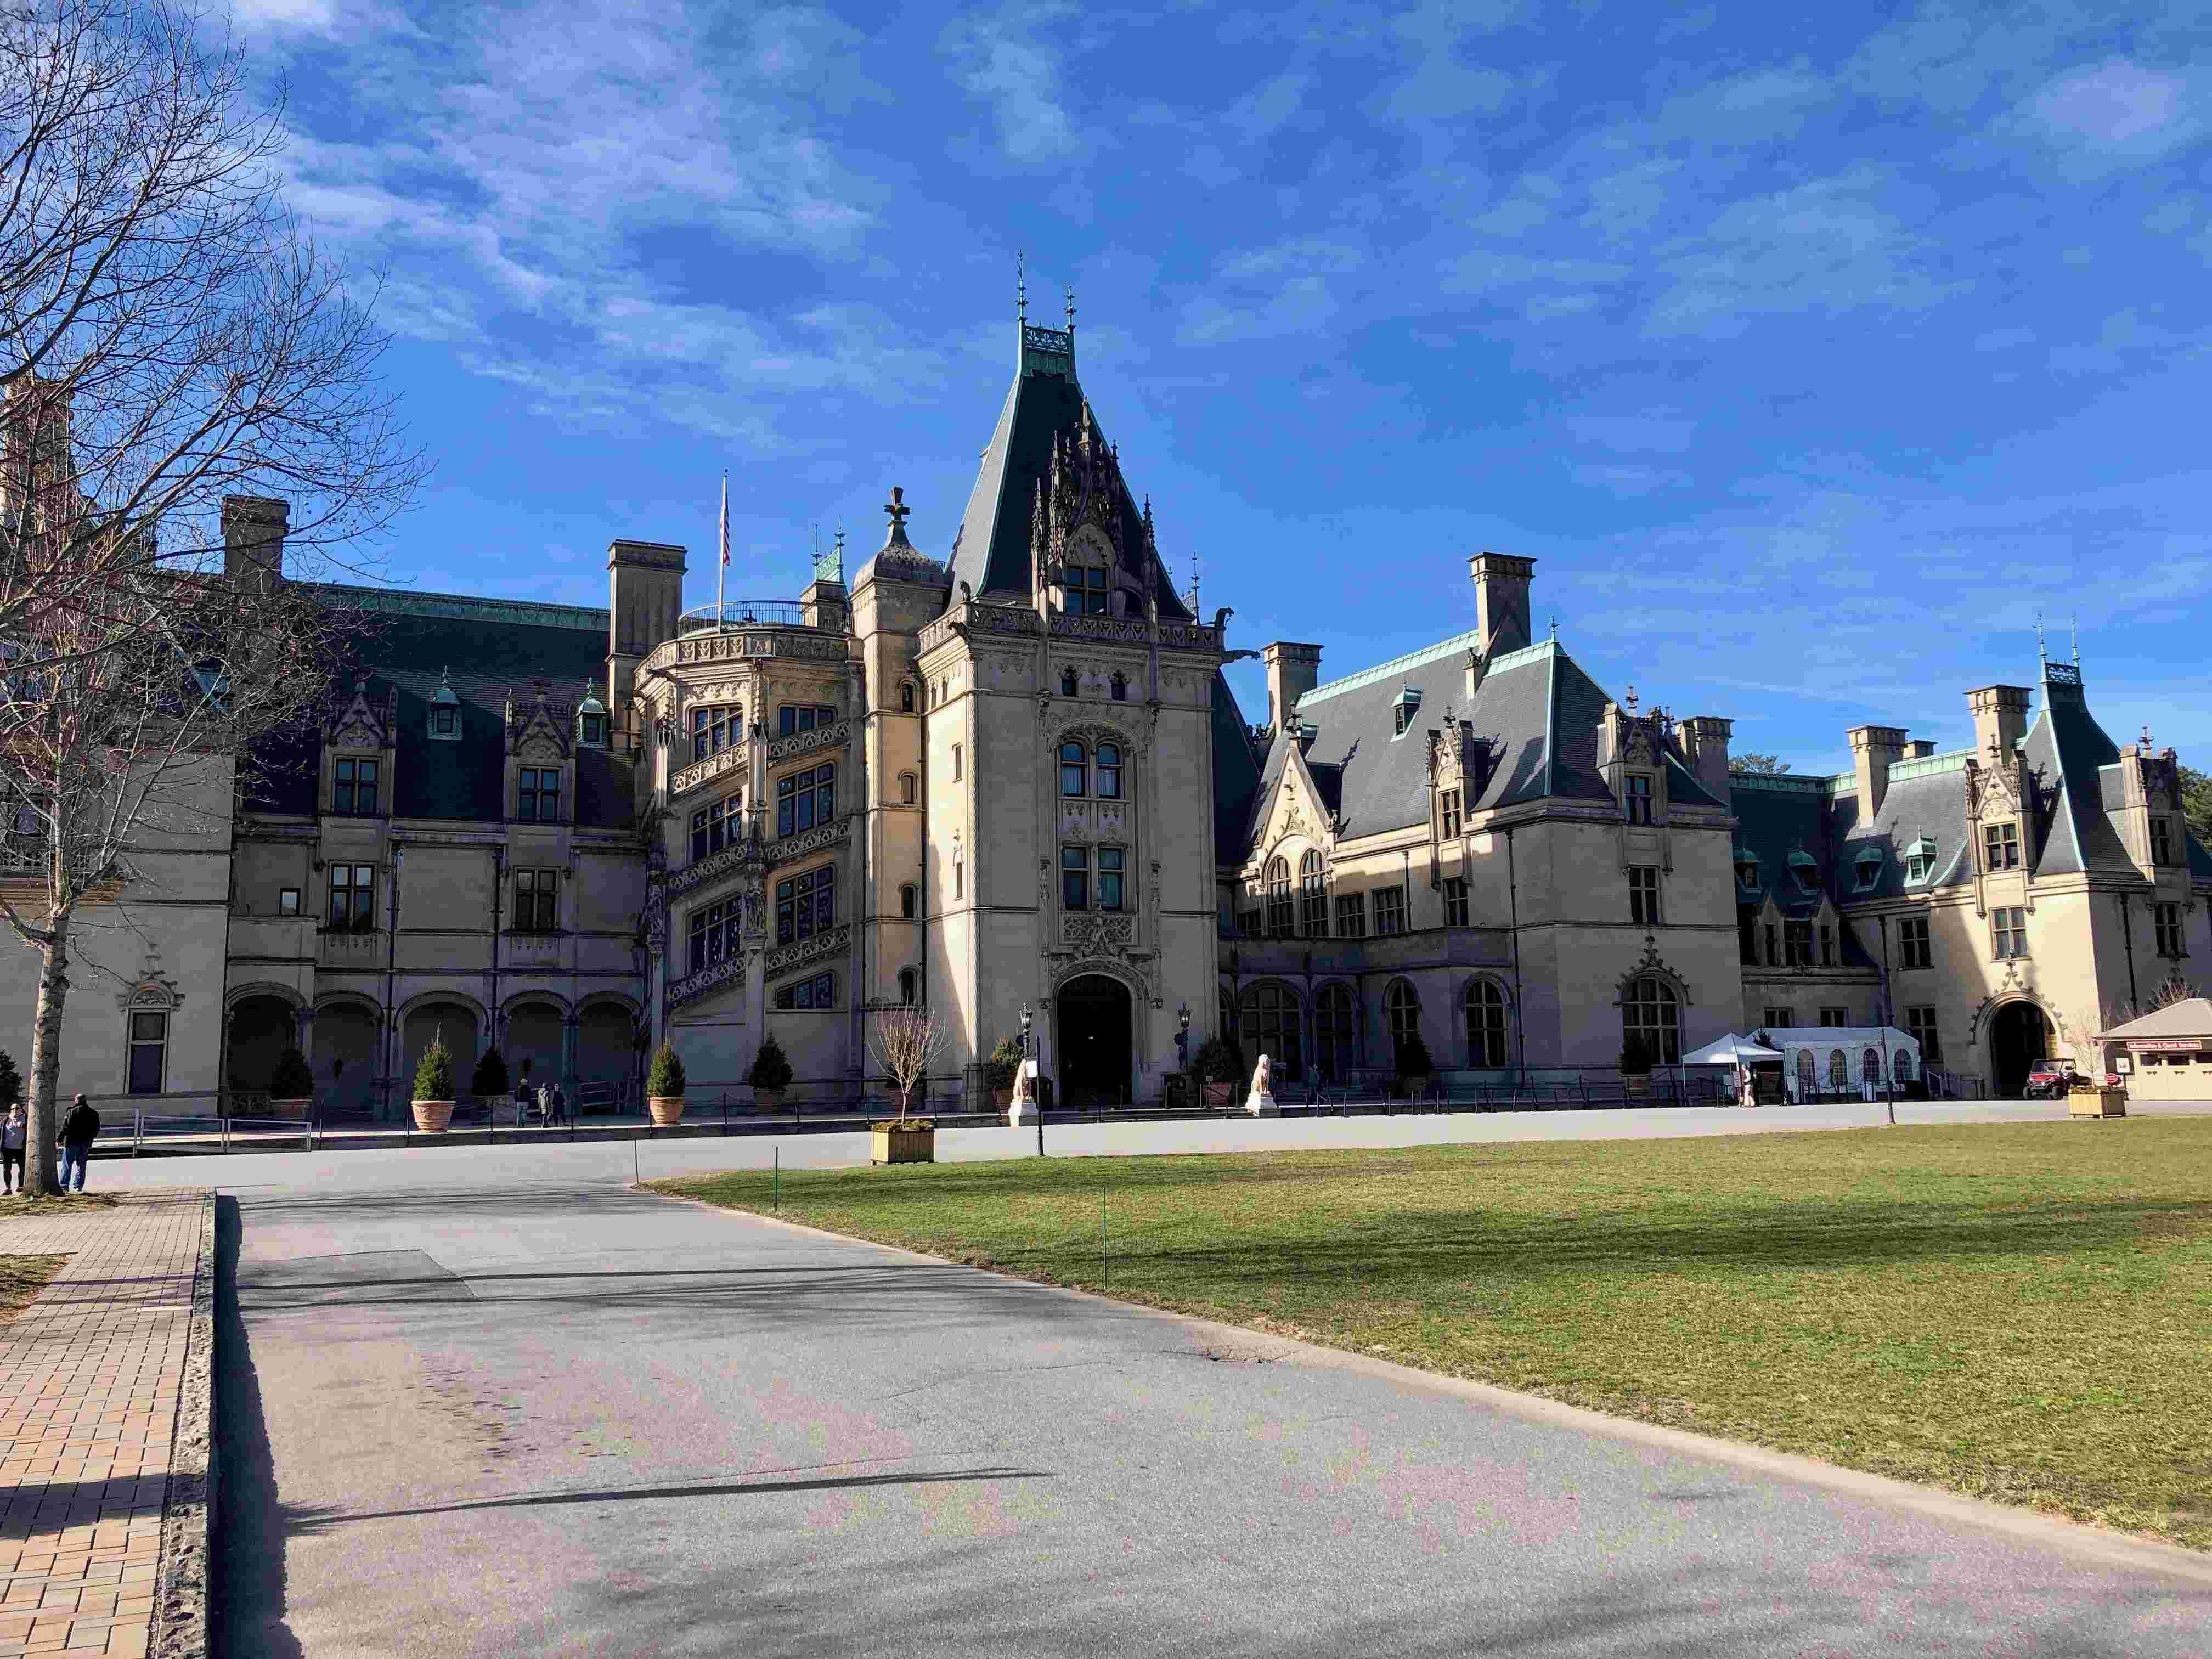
[202, 1148, 2211, 1657]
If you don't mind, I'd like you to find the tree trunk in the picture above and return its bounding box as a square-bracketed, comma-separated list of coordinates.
[26, 933, 69, 1198]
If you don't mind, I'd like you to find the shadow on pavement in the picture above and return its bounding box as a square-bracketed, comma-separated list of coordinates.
[212, 1195, 326, 1659]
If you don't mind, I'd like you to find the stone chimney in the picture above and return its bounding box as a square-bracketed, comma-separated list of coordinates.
[1680, 715, 1733, 797]
[221, 495, 290, 588]
[1905, 739, 1936, 759]
[1468, 551, 1535, 658]
[606, 538, 688, 713]
[1847, 724, 1908, 820]
[1966, 685, 2032, 763]
[1262, 641, 1322, 731]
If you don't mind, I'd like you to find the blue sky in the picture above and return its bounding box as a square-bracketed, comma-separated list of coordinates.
[233, 0, 2212, 774]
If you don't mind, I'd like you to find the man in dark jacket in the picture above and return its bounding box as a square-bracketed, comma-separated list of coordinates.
[58, 1094, 99, 1193]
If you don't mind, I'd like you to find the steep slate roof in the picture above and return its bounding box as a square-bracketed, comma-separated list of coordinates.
[1210, 673, 1264, 867]
[249, 588, 635, 828]
[1828, 759, 1979, 901]
[2019, 670, 2132, 876]
[947, 331, 1190, 618]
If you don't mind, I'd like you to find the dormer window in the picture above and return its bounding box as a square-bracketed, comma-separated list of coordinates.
[576, 689, 608, 749]
[2151, 817, 2175, 866]
[1066, 565, 1109, 617]
[1624, 774, 1653, 825]
[1903, 836, 1936, 884]
[1787, 850, 1819, 896]
[518, 766, 562, 823]
[1734, 848, 1760, 891]
[1392, 686, 1421, 737]
[1983, 822, 2021, 871]
[1853, 849, 1883, 892]
[428, 670, 460, 741]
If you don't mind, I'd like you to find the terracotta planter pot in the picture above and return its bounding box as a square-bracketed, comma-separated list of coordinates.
[647, 1094, 685, 1127]
[411, 1098, 454, 1133]
[270, 1096, 314, 1121]
[753, 1090, 784, 1115]
[993, 1087, 1013, 1114]
[871, 1123, 935, 1165]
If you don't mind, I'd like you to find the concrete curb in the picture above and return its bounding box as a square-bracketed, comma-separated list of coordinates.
[644, 1184, 2212, 1589]
[151, 1193, 217, 1659]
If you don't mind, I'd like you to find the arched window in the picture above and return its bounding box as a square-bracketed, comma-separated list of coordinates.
[1094, 742, 1122, 800]
[1893, 1048, 1915, 1081]
[127, 991, 170, 1095]
[1265, 856, 1293, 936]
[1860, 1046, 1881, 1084]
[899, 772, 917, 805]
[1828, 1048, 1849, 1090]
[900, 883, 917, 919]
[1385, 980, 1423, 1067]
[1110, 672, 1128, 701]
[775, 764, 835, 837]
[1239, 982, 1302, 1080]
[1299, 850, 1327, 936]
[900, 681, 915, 713]
[1060, 668, 1079, 696]
[1464, 980, 1508, 1068]
[1218, 986, 1237, 1047]
[1796, 1050, 1815, 1098]
[1316, 984, 1359, 1080]
[1059, 741, 1087, 798]
[1622, 977, 1680, 1063]
[898, 968, 918, 1006]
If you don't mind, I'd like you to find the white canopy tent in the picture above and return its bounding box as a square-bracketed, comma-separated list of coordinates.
[1683, 1034, 1786, 1068]
[1753, 1026, 1922, 1101]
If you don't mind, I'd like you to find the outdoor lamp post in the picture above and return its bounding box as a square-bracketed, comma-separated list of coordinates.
[1022, 1003, 1041, 1157]
[1175, 1001, 1190, 1070]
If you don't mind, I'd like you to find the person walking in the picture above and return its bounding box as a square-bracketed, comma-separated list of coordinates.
[57, 1094, 99, 1193]
[2, 1103, 24, 1194]
[549, 1081, 567, 1128]
[515, 1077, 534, 1127]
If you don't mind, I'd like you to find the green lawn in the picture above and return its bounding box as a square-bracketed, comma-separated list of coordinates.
[657, 1119, 2212, 1551]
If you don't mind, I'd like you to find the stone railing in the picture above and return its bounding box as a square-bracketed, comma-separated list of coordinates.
[667, 838, 761, 899]
[765, 922, 851, 977]
[764, 719, 851, 763]
[764, 815, 850, 867]
[669, 744, 747, 799]
[665, 953, 746, 1011]
[666, 629, 848, 669]
[918, 602, 1221, 657]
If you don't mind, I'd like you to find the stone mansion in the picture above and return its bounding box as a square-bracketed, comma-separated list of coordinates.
[7, 319, 2208, 1116]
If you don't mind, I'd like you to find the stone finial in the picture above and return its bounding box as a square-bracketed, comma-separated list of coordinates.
[882, 487, 912, 550]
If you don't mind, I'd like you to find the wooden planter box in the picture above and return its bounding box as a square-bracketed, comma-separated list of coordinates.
[872, 1123, 935, 1165]
[411, 1098, 454, 1133]
[1201, 1082, 1236, 1109]
[647, 1094, 685, 1127]
[2069, 1087, 2127, 1119]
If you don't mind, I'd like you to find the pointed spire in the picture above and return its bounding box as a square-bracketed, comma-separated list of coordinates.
[2070, 612, 2080, 668]
[1065, 284, 1076, 335]
[1017, 250, 1028, 324]
[2036, 608, 2047, 667]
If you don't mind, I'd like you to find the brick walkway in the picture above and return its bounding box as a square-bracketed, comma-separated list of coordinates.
[0, 1194, 211, 1658]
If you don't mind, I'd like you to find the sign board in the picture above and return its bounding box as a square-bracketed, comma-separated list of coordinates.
[2128, 1040, 2207, 1054]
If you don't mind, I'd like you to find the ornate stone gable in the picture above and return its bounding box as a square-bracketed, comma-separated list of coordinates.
[1963, 749, 2023, 820]
[1031, 400, 1135, 599]
[505, 681, 573, 762]
[325, 675, 396, 751]
[1425, 710, 1490, 798]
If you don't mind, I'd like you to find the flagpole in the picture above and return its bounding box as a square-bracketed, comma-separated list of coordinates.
[717, 470, 729, 627]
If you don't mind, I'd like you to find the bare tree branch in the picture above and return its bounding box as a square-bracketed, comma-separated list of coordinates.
[868, 1005, 954, 1124]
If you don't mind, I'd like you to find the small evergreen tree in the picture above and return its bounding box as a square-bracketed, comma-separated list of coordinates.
[983, 1036, 1024, 1091]
[470, 1049, 511, 1098]
[1395, 1031, 1434, 1077]
[268, 1046, 315, 1098]
[413, 1030, 455, 1100]
[744, 1036, 793, 1091]
[1190, 1035, 1243, 1085]
[646, 1043, 687, 1098]
[1618, 1035, 1654, 1076]
[0, 1048, 22, 1112]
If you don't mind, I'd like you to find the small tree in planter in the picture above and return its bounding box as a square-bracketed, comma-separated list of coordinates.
[867, 1006, 953, 1163]
[645, 1043, 687, 1127]
[413, 1030, 456, 1132]
[1395, 1031, 1435, 1100]
[470, 1048, 510, 1103]
[268, 1046, 317, 1119]
[745, 1036, 794, 1115]
[1191, 1035, 1243, 1109]
[983, 1037, 1024, 1111]
[1619, 1035, 1654, 1098]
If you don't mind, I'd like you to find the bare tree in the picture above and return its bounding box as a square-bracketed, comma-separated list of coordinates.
[1, 0, 423, 1193]
[868, 1005, 954, 1122]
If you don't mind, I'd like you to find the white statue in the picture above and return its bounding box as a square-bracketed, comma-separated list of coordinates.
[1007, 1059, 1038, 1126]
[1245, 1051, 1279, 1118]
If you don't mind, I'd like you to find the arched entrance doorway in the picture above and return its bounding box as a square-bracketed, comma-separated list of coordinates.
[313, 1003, 380, 1120]
[1057, 975, 1133, 1109]
[576, 1003, 637, 1099]
[505, 1002, 563, 1091]
[1990, 1001, 2051, 1097]
[225, 995, 296, 1100]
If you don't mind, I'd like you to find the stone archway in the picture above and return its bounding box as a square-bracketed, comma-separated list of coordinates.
[575, 1002, 638, 1099]
[313, 1002, 381, 1120]
[1056, 974, 1134, 1109]
[224, 994, 297, 1097]
[505, 1002, 565, 1091]
[1989, 1001, 2051, 1098]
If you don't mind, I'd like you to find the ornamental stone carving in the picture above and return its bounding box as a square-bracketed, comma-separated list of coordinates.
[1060, 912, 1136, 953]
[668, 838, 761, 898]
[670, 744, 747, 799]
[765, 719, 851, 763]
[764, 816, 850, 867]
[764, 923, 851, 976]
[666, 953, 743, 1012]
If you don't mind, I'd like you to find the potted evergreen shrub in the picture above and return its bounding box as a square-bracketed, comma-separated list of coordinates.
[1619, 1035, 1654, 1100]
[646, 1043, 687, 1126]
[1396, 1031, 1435, 1103]
[983, 1037, 1023, 1114]
[470, 1048, 510, 1106]
[746, 1035, 793, 1115]
[268, 1046, 316, 1121]
[1191, 1035, 1243, 1109]
[411, 1030, 456, 1132]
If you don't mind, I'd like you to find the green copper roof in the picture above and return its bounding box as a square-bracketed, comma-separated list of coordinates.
[1299, 635, 1553, 710]
[313, 582, 607, 634]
